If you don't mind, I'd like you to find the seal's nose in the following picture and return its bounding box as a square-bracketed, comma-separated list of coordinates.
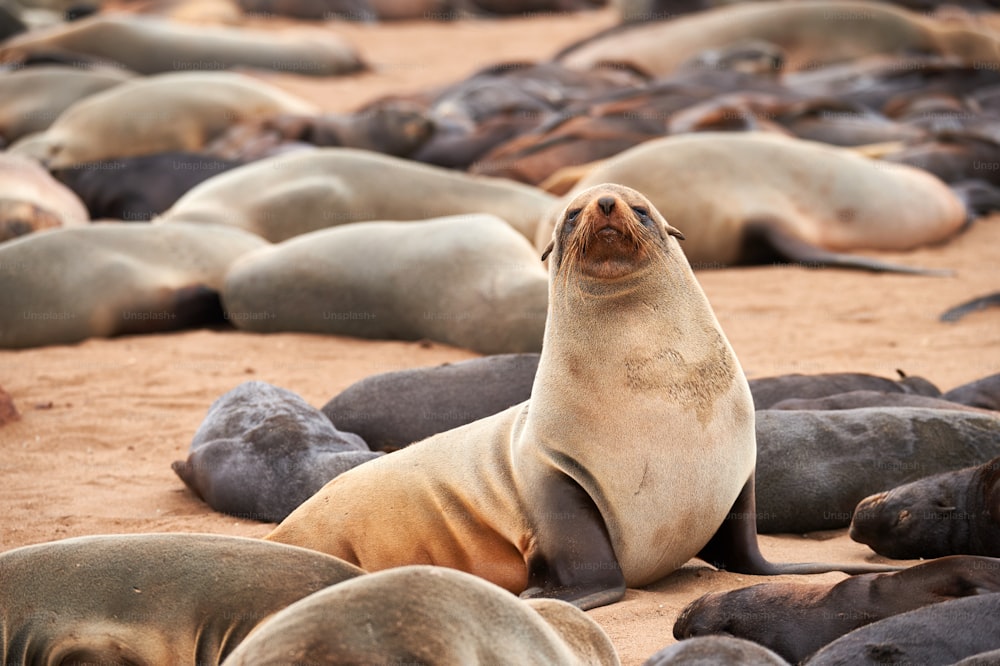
[597, 196, 616, 216]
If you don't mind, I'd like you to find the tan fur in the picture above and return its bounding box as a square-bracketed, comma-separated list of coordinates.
[535, 132, 967, 266]
[267, 183, 756, 593]
[7, 72, 317, 169]
[0, 154, 88, 241]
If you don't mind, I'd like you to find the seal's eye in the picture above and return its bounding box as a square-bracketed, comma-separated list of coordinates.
[563, 208, 581, 230]
[631, 206, 653, 225]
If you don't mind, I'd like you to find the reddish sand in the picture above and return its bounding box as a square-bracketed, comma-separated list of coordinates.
[2, 7, 1000, 665]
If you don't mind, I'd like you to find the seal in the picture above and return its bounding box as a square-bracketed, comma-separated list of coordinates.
[7, 71, 317, 169]
[157, 147, 556, 242]
[768, 391, 993, 414]
[0, 13, 364, 76]
[644, 636, 790, 666]
[219, 565, 620, 666]
[850, 455, 1000, 559]
[749, 370, 941, 410]
[556, 0, 1000, 77]
[943, 372, 1000, 410]
[266, 183, 896, 611]
[536, 132, 968, 274]
[803, 594, 1000, 665]
[0, 153, 89, 241]
[674, 555, 1000, 664]
[754, 407, 1000, 533]
[51, 152, 245, 221]
[0, 64, 133, 145]
[321, 353, 541, 452]
[172, 380, 383, 523]
[0, 533, 364, 666]
[0, 221, 267, 349]
[221, 214, 548, 355]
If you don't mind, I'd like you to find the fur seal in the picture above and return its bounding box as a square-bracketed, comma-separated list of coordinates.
[557, 1, 1000, 77]
[7, 71, 317, 169]
[266, 183, 895, 611]
[944, 372, 1000, 410]
[643, 636, 790, 666]
[221, 214, 548, 355]
[536, 132, 968, 274]
[749, 370, 941, 410]
[321, 353, 540, 452]
[803, 593, 1000, 665]
[0, 153, 88, 241]
[0, 533, 363, 665]
[0, 221, 267, 348]
[220, 565, 620, 666]
[768, 391, 992, 414]
[172, 380, 383, 523]
[850, 455, 1000, 559]
[754, 408, 1000, 533]
[0, 65, 133, 145]
[674, 555, 1000, 664]
[52, 152, 245, 221]
[158, 147, 556, 242]
[0, 13, 364, 76]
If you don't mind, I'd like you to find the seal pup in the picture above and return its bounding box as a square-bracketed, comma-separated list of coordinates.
[0, 152, 88, 241]
[220, 565, 620, 666]
[7, 71, 317, 169]
[321, 353, 541, 452]
[643, 636, 790, 666]
[173, 380, 383, 523]
[266, 183, 897, 611]
[850, 455, 1000, 559]
[157, 147, 556, 242]
[674, 556, 1000, 664]
[52, 152, 245, 221]
[0, 13, 364, 76]
[0, 221, 267, 348]
[754, 408, 1000, 533]
[943, 372, 1000, 410]
[536, 132, 967, 274]
[803, 594, 1000, 665]
[221, 214, 548, 355]
[0, 65, 133, 145]
[0, 533, 363, 666]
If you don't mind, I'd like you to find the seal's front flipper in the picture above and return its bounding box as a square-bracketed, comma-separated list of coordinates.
[697, 472, 902, 575]
[940, 291, 1000, 322]
[740, 222, 954, 276]
[519, 470, 626, 611]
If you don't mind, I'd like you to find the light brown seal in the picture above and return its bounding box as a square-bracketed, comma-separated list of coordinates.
[158, 147, 556, 242]
[7, 71, 317, 169]
[0, 65, 133, 145]
[0, 13, 364, 76]
[220, 565, 620, 666]
[0, 221, 267, 348]
[536, 132, 967, 274]
[266, 183, 895, 610]
[0, 533, 363, 665]
[0, 153, 88, 241]
[557, 0, 1000, 77]
[221, 214, 548, 355]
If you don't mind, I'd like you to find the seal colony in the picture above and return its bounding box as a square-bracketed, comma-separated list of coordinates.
[267, 183, 896, 610]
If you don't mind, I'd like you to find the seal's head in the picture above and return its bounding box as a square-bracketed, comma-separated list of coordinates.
[541, 183, 684, 283]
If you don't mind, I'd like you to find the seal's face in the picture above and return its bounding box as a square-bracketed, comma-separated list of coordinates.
[542, 183, 684, 282]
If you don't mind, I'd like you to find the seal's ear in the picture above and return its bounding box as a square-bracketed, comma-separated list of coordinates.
[667, 224, 685, 241]
[541, 240, 555, 262]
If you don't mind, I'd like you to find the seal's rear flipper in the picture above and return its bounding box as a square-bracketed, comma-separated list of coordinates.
[740, 222, 954, 276]
[696, 473, 903, 576]
[520, 468, 627, 611]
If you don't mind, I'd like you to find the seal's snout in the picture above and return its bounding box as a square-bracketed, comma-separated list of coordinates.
[597, 195, 616, 216]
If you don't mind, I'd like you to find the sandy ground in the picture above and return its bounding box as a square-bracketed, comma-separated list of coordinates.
[2, 6, 1000, 665]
